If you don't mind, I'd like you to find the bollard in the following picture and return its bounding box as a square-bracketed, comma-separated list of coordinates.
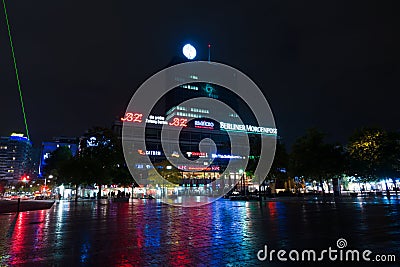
[17, 197, 20, 213]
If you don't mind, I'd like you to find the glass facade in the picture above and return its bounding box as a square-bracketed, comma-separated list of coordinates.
[117, 79, 277, 199]
[0, 134, 32, 182]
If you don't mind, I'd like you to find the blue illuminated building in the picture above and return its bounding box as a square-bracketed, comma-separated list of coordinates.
[0, 133, 32, 182]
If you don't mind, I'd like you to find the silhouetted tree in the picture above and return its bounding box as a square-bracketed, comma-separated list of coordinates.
[43, 146, 73, 181]
[290, 128, 344, 196]
[58, 156, 89, 201]
[267, 142, 290, 190]
[79, 127, 121, 199]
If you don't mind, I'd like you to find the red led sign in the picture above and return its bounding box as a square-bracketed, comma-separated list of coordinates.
[122, 113, 188, 128]
[121, 112, 143, 122]
[169, 117, 188, 127]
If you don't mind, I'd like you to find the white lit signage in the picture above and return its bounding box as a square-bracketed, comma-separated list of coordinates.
[219, 122, 277, 135]
[136, 164, 144, 169]
[194, 120, 214, 130]
[145, 115, 168, 125]
[138, 149, 161, 156]
[87, 137, 98, 147]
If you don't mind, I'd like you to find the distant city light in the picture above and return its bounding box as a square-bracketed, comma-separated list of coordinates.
[11, 133, 24, 137]
[182, 44, 196, 60]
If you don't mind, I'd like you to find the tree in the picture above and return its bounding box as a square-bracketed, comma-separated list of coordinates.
[347, 128, 385, 180]
[348, 128, 400, 195]
[267, 142, 290, 190]
[43, 146, 73, 180]
[382, 131, 400, 195]
[58, 156, 88, 201]
[111, 164, 135, 188]
[290, 128, 344, 196]
[79, 127, 122, 199]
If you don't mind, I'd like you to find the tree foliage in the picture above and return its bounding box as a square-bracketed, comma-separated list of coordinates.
[267, 142, 289, 182]
[44, 146, 73, 179]
[45, 127, 135, 198]
[348, 128, 400, 182]
[290, 128, 344, 194]
[79, 127, 132, 197]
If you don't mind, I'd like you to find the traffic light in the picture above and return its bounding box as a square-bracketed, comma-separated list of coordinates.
[20, 175, 30, 182]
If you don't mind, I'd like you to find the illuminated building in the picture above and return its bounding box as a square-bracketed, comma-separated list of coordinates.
[113, 44, 278, 197]
[0, 133, 32, 182]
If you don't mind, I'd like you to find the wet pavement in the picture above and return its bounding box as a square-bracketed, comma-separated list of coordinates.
[0, 197, 399, 266]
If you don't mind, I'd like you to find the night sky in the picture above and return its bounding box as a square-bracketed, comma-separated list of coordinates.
[1, 0, 398, 148]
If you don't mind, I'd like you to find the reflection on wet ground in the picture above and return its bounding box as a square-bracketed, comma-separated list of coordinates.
[0, 197, 399, 266]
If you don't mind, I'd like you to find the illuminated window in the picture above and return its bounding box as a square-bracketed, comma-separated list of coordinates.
[181, 84, 198, 90]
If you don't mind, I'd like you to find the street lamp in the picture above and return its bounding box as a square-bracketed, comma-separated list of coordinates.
[43, 175, 53, 196]
[46, 175, 53, 187]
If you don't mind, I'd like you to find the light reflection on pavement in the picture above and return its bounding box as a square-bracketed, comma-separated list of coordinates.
[0, 198, 399, 266]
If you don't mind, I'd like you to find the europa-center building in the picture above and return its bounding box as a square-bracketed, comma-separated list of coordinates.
[113, 48, 278, 198]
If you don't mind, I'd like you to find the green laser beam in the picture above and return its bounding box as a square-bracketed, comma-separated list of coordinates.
[2, 0, 30, 140]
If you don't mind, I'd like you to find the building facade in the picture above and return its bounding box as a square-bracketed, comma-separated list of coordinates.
[116, 79, 277, 198]
[0, 133, 32, 182]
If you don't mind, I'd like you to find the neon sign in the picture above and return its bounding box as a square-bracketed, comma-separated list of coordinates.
[186, 152, 208, 158]
[178, 165, 220, 171]
[138, 149, 161, 156]
[121, 112, 143, 122]
[194, 120, 214, 130]
[220, 122, 277, 135]
[121, 112, 277, 135]
[211, 154, 244, 159]
[169, 117, 188, 127]
[171, 151, 180, 158]
[121, 113, 187, 128]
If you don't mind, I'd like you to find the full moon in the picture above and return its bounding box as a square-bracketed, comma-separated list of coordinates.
[182, 44, 196, 60]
